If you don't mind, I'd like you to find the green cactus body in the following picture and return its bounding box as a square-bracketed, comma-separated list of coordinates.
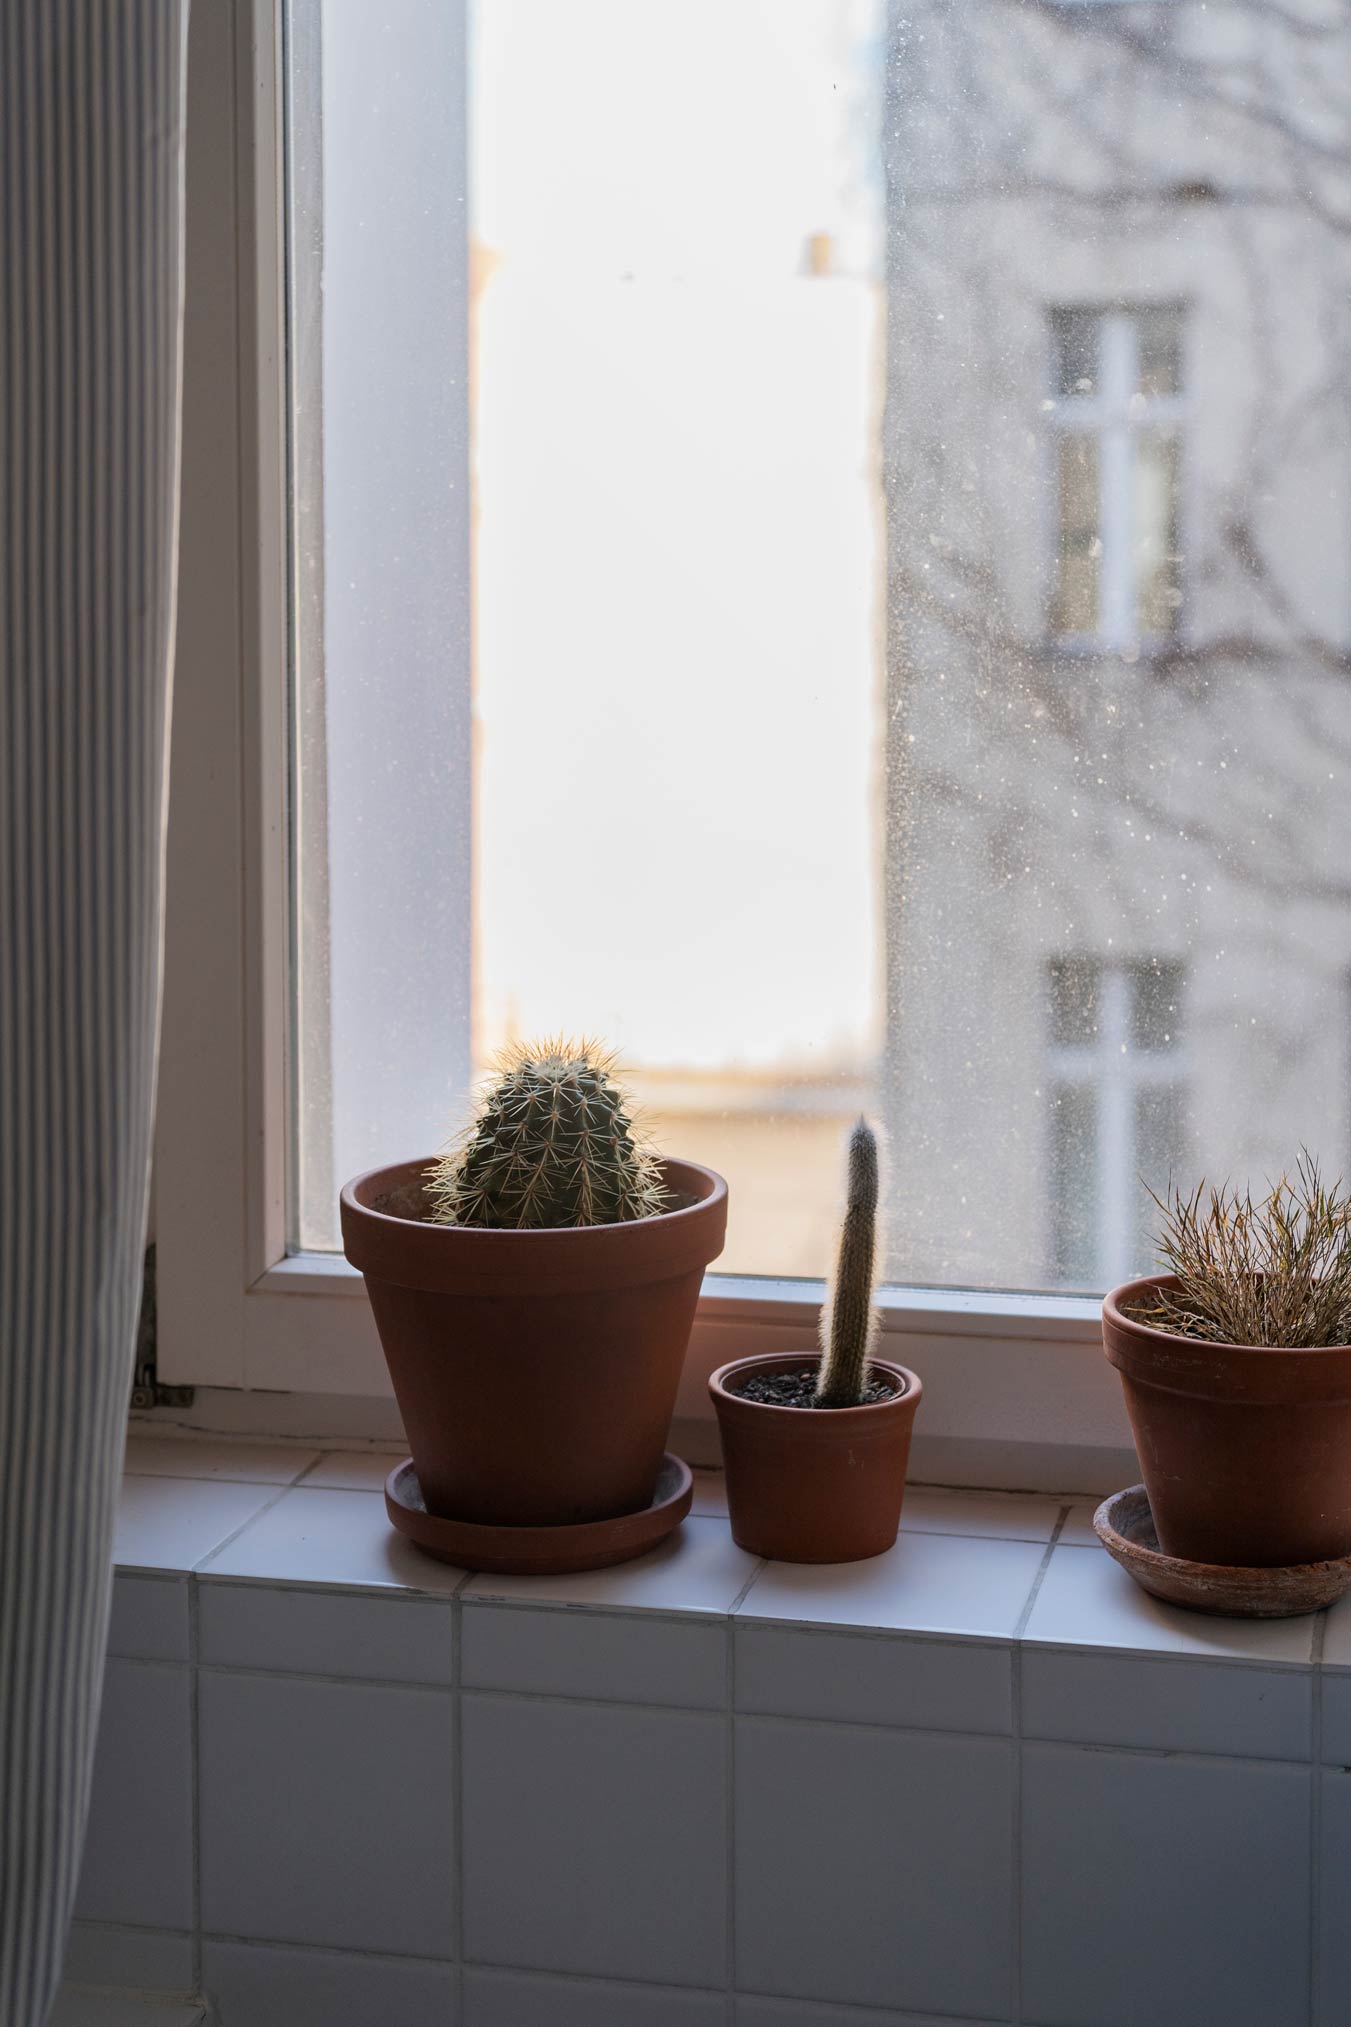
[424, 1038, 669, 1230]
[814, 1118, 881, 1408]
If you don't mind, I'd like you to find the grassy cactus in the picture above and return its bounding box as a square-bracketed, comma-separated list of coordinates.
[425, 1037, 669, 1230]
[814, 1117, 881, 1407]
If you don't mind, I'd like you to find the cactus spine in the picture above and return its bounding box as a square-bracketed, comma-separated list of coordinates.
[814, 1117, 881, 1408]
[425, 1037, 669, 1230]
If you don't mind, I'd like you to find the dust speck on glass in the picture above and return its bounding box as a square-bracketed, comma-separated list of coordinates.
[284, 0, 1351, 1297]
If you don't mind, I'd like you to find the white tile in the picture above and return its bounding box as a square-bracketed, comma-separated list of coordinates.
[1319, 1585, 1351, 1667]
[1023, 1543, 1318, 1663]
[900, 1485, 1062, 1542]
[199, 1581, 454, 1684]
[465, 1515, 757, 1616]
[689, 1470, 728, 1516]
[736, 1530, 1044, 1640]
[463, 1600, 725, 1708]
[50, 1996, 202, 2027]
[462, 1692, 725, 1986]
[735, 1717, 1013, 2017]
[735, 1623, 1011, 1733]
[61, 1922, 194, 1995]
[201, 1940, 454, 2027]
[1058, 1498, 1103, 1547]
[198, 1485, 467, 1593]
[1023, 1646, 1312, 1759]
[1323, 1672, 1351, 1763]
[123, 1435, 318, 1483]
[465, 1967, 724, 2026]
[298, 1450, 405, 1492]
[1318, 1769, 1351, 2026]
[107, 1574, 189, 1662]
[113, 1476, 280, 1572]
[199, 1671, 453, 1956]
[75, 1662, 193, 1931]
[1022, 1743, 1310, 2027]
[737, 2002, 1007, 2027]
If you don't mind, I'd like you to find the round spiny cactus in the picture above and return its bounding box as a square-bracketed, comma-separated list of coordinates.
[814, 1117, 882, 1407]
[425, 1037, 670, 1230]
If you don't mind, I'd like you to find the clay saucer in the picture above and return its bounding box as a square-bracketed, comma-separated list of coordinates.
[1094, 1484, 1351, 1618]
[385, 1452, 693, 1576]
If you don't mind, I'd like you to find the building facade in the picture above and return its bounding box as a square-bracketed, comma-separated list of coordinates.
[882, 0, 1351, 1290]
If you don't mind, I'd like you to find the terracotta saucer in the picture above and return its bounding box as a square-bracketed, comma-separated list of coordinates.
[1094, 1484, 1351, 1618]
[385, 1452, 693, 1576]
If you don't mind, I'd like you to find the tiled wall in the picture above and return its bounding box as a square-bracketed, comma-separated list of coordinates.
[66, 1444, 1351, 2027]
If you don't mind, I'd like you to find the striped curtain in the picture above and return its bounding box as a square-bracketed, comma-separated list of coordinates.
[0, 6, 190, 2024]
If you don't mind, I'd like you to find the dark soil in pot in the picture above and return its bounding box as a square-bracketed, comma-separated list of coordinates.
[709, 1351, 921, 1563]
[731, 1366, 900, 1409]
[342, 1155, 727, 1528]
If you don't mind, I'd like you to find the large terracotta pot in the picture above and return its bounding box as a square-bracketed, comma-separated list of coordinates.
[341, 1156, 727, 1526]
[1103, 1274, 1351, 1567]
[709, 1352, 921, 1562]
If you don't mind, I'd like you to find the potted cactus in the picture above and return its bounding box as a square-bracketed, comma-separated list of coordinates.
[340, 1039, 727, 1528]
[709, 1119, 921, 1562]
[1104, 1157, 1351, 1568]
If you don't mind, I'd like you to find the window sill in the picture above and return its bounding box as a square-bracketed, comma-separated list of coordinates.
[111, 1435, 1332, 1681]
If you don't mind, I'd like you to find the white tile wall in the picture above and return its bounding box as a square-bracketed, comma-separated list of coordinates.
[107, 1574, 189, 1663]
[463, 1967, 725, 2026]
[75, 1661, 193, 1931]
[74, 1456, 1351, 2026]
[61, 1922, 194, 1995]
[463, 1600, 725, 1708]
[1318, 1769, 1351, 2027]
[735, 1718, 1014, 2018]
[200, 1939, 456, 2027]
[1022, 1646, 1313, 1759]
[462, 1693, 726, 1986]
[1022, 1743, 1311, 2027]
[199, 1671, 454, 1957]
[199, 1579, 454, 1684]
[735, 1622, 1012, 1734]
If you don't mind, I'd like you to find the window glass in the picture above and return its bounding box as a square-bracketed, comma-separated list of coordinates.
[288, 0, 1351, 1297]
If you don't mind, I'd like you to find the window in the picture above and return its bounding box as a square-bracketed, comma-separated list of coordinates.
[1047, 959, 1187, 1289]
[156, 0, 1351, 1457]
[1049, 307, 1184, 651]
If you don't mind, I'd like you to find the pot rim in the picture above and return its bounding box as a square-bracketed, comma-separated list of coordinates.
[342, 1153, 725, 1241]
[708, 1351, 921, 1421]
[1104, 1272, 1351, 1356]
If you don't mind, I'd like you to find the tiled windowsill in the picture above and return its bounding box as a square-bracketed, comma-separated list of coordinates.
[74, 1434, 1351, 2025]
[111, 1433, 1342, 1686]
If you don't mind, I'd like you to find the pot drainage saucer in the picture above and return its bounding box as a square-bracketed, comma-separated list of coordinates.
[1094, 1484, 1351, 1618]
[385, 1452, 693, 1576]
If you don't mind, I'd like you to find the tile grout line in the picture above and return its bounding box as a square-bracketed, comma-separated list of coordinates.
[452, 1569, 471, 2027]
[1311, 1607, 1327, 2027]
[188, 1573, 203, 2002]
[186, 1478, 312, 1576]
[1012, 1504, 1070, 2025]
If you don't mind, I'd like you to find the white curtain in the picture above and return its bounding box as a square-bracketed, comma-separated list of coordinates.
[0, 5, 190, 2022]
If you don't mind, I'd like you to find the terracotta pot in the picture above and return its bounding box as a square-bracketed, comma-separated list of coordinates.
[341, 1156, 727, 1526]
[1103, 1274, 1351, 1567]
[708, 1352, 922, 1562]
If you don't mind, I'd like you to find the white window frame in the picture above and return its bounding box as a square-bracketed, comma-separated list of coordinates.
[1048, 305, 1186, 655]
[154, 0, 1133, 1491]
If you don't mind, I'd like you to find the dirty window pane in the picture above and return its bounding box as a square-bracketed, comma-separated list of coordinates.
[289, 0, 1351, 1297]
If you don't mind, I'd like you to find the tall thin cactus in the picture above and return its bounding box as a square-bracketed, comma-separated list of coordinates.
[814, 1117, 881, 1407]
[425, 1036, 669, 1230]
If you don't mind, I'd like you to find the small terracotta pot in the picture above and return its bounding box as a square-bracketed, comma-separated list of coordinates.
[1103, 1274, 1351, 1567]
[708, 1352, 922, 1562]
[341, 1156, 727, 1527]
